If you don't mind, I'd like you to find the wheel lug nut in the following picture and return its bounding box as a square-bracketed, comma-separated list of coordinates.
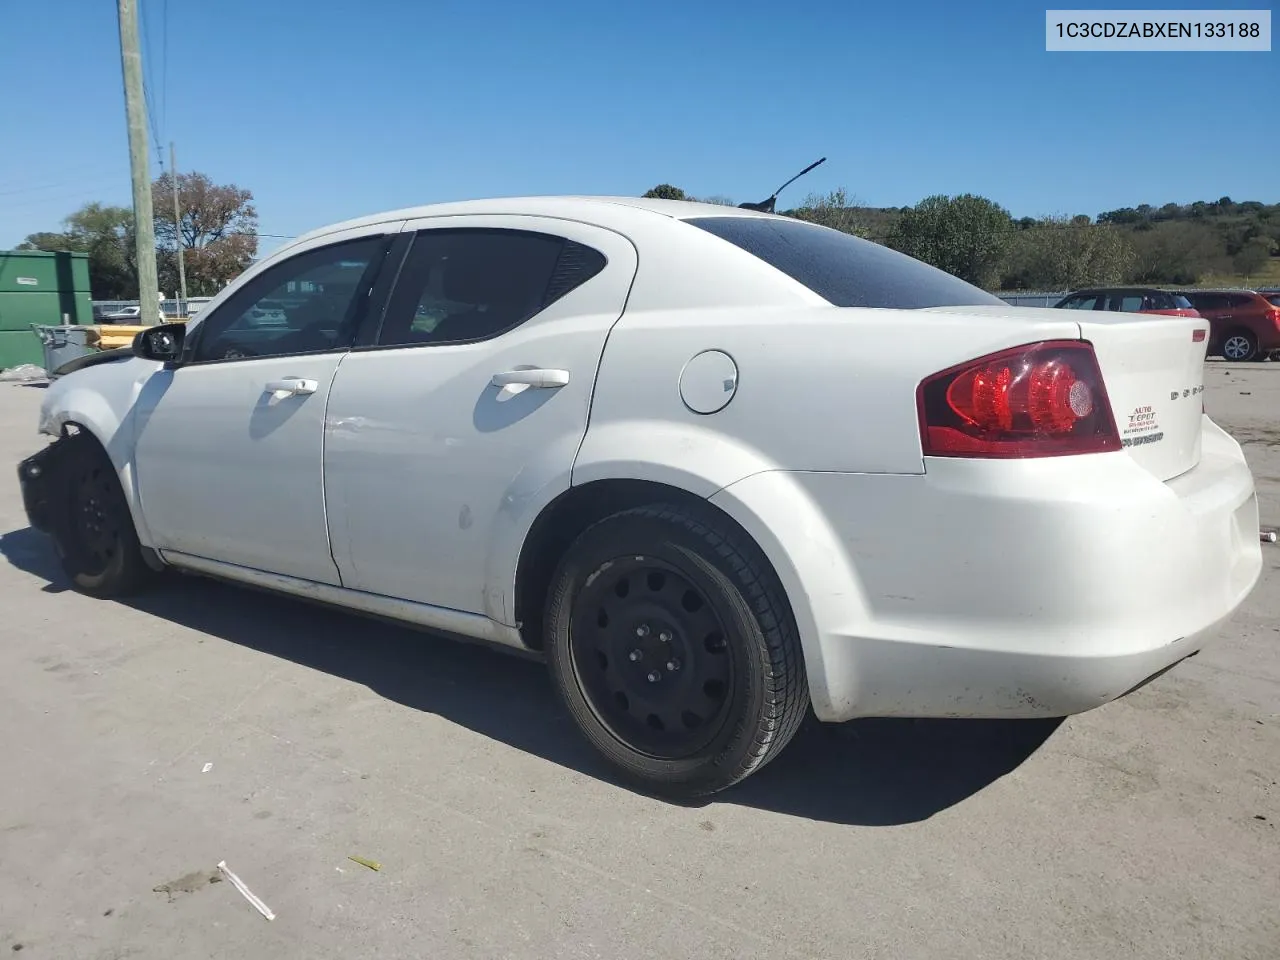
[628, 649, 642, 662]
[666, 659, 681, 671]
[646, 671, 660, 683]
[659, 631, 671, 642]
[636, 625, 650, 637]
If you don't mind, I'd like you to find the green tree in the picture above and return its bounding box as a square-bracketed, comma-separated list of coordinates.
[641, 184, 687, 201]
[1001, 217, 1134, 290]
[1129, 222, 1225, 284]
[153, 171, 258, 296]
[787, 187, 865, 236]
[887, 194, 1014, 286]
[1233, 236, 1275, 278]
[19, 203, 137, 299]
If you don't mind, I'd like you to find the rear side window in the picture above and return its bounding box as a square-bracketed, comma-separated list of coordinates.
[1173, 294, 1194, 309]
[684, 216, 1005, 309]
[1058, 294, 1101, 310]
[377, 229, 606, 347]
[1266, 295, 1280, 307]
[1230, 294, 1255, 308]
[1188, 293, 1227, 310]
[1110, 294, 1145, 312]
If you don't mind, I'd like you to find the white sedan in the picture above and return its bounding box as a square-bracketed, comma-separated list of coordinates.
[17, 197, 1264, 797]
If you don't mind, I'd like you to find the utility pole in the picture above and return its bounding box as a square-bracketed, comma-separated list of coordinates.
[169, 142, 188, 305]
[117, 0, 160, 326]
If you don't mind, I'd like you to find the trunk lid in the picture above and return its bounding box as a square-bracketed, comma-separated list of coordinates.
[1076, 311, 1209, 481]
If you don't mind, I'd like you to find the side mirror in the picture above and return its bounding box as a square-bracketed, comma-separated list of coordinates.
[132, 322, 186, 364]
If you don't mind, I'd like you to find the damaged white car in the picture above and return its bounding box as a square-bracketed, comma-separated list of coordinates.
[18, 196, 1263, 797]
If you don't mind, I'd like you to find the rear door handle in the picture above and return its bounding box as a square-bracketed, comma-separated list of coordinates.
[264, 378, 318, 398]
[490, 368, 570, 389]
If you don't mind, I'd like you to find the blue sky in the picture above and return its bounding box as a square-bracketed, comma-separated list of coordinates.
[2, 0, 1276, 257]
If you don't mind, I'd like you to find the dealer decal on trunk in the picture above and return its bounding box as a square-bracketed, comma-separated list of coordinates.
[1122, 404, 1163, 448]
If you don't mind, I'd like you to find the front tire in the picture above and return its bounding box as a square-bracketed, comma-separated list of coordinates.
[544, 503, 808, 798]
[49, 433, 154, 598]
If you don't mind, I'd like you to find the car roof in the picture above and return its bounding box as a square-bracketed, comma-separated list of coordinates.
[1063, 287, 1165, 294]
[288, 196, 775, 249]
[1172, 289, 1264, 300]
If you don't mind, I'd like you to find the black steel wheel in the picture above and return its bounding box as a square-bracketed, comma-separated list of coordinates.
[545, 502, 808, 798]
[569, 556, 737, 760]
[50, 432, 154, 597]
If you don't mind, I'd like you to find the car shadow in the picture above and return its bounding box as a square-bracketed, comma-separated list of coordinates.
[1, 526, 1061, 826]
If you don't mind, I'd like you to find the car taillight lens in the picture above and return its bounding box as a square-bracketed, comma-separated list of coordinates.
[1270, 308, 1280, 330]
[917, 341, 1122, 458]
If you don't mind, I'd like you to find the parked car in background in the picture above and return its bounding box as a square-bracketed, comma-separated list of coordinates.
[1054, 287, 1201, 317]
[101, 305, 142, 321]
[1177, 289, 1280, 362]
[17, 197, 1263, 798]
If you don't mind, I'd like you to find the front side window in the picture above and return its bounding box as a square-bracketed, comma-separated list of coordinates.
[190, 237, 388, 362]
[376, 228, 606, 347]
[1059, 295, 1100, 310]
[1111, 294, 1145, 312]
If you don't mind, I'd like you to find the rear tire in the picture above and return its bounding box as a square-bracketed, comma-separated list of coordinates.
[1221, 329, 1259, 362]
[49, 433, 154, 598]
[544, 502, 808, 799]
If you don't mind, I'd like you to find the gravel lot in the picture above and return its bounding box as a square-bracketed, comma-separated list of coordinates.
[0, 362, 1277, 960]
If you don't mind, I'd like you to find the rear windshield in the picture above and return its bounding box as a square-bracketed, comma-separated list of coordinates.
[684, 216, 1005, 309]
[1266, 294, 1280, 307]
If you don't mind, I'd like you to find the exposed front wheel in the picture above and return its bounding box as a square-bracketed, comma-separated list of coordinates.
[1221, 330, 1259, 362]
[544, 503, 808, 798]
[49, 433, 155, 597]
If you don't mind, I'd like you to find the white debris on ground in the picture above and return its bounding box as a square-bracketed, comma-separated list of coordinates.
[0, 364, 47, 382]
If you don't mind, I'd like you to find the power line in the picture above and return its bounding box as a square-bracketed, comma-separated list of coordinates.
[160, 0, 169, 138]
[0, 175, 131, 199]
[138, 0, 164, 165]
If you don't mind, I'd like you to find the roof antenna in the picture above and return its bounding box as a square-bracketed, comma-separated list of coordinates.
[737, 157, 827, 213]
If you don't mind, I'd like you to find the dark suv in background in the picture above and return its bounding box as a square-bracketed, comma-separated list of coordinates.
[1054, 287, 1201, 317]
[1177, 290, 1280, 362]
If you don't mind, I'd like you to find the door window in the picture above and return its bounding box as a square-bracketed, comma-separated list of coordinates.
[1059, 294, 1100, 310]
[1109, 294, 1145, 312]
[376, 229, 606, 347]
[189, 237, 389, 362]
[1188, 293, 1228, 312]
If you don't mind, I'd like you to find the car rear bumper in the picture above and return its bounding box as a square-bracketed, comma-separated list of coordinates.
[711, 415, 1264, 722]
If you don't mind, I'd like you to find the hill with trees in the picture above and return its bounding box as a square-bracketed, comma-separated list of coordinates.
[18, 176, 1278, 300]
[646, 183, 1280, 291]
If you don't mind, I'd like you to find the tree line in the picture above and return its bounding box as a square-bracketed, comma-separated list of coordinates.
[20, 176, 1276, 300]
[17, 171, 258, 300]
[644, 184, 1280, 290]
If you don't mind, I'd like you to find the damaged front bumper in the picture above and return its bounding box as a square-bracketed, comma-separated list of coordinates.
[17, 442, 61, 533]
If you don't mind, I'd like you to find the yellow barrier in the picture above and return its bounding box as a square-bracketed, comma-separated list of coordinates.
[93, 318, 190, 351]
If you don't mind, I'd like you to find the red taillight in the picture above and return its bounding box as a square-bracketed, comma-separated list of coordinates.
[917, 341, 1122, 458]
[1270, 308, 1280, 330]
